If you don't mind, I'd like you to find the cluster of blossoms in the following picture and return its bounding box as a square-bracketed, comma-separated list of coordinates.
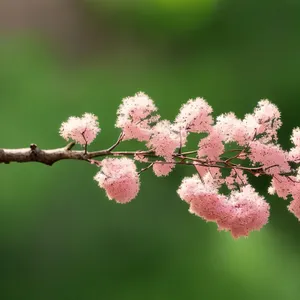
[59, 92, 300, 239]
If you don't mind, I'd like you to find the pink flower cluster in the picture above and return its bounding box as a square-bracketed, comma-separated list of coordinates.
[177, 176, 270, 238]
[60, 113, 100, 145]
[94, 158, 140, 203]
[115, 92, 159, 141]
[59, 92, 300, 239]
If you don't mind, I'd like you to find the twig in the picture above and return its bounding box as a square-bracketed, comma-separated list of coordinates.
[106, 131, 125, 152]
[138, 163, 154, 174]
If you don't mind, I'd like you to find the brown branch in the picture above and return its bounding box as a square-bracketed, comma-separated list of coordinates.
[0, 144, 154, 166]
[0, 143, 286, 180]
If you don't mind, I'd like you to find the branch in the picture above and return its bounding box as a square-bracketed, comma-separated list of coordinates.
[0, 143, 284, 179]
[0, 144, 154, 166]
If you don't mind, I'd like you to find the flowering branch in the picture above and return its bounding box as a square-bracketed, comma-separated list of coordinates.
[2, 92, 300, 239]
[0, 145, 265, 177]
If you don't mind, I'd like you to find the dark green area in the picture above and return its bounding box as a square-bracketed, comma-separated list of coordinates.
[1, 0, 300, 299]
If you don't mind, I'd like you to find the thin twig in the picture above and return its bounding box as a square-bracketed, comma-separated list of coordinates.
[81, 129, 88, 155]
[138, 163, 154, 175]
[65, 142, 76, 151]
[106, 131, 125, 152]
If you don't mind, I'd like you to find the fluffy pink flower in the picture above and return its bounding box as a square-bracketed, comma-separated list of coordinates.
[174, 97, 213, 133]
[291, 127, 300, 148]
[215, 100, 281, 145]
[189, 194, 229, 222]
[252, 99, 282, 142]
[193, 164, 224, 188]
[177, 175, 203, 204]
[60, 113, 100, 145]
[218, 185, 270, 239]
[177, 175, 228, 221]
[134, 153, 149, 163]
[152, 161, 175, 177]
[289, 147, 300, 161]
[225, 169, 248, 190]
[198, 129, 224, 161]
[278, 175, 300, 220]
[94, 158, 140, 203]
[215, 113, 240, 143]
[178, 174, 270, 238]
[242, 114, 259, 140]
[215, 113, 252, 145]
[269, 175, 295, 199]
[288, 198, 300, 221]
[147, 120, 182, 160]
[288, 188, 300, 221]
[115, 92, 159, 141]
[249, 141, 290, 175]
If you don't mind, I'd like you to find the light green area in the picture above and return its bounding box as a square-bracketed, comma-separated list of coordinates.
[1, 0, 300, 299]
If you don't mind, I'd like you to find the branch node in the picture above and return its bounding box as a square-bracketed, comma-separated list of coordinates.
[30, 144, 37, 151]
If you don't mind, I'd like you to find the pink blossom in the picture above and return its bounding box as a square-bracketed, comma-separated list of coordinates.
[215, 113, 241, 143]
[174, 97, 213, 133]
[193, 164, 224, 188]
[291, 127, 300, 148]
[177, 175, 203, 204]
[193, 164, 211, 178]
[269, 176, 295, 199]
[177, 175, 228, 221]
[252, 99, 282, 142]
[215, 113, 251, 145]
[249, 141, 290, 175]
[94, 158, 140, 203]
[288, 176, 300, 221]
[189, 193, 229, 222]
[152, 161, 175, 177]
[198, 129, 224, 161]
[225, 169, 248, 190]
[134, 153, 149, 163]
[115, 92, 159, 141]
[267, 186, 275, 195]
[288, 198, 300, 221]
[218, 185, 270, 239]
[289, 147, 300, 161]
[288, 189, 300, 221]
[215, 100, 281, 145]
[60, 113, 100, 145]
[147, 120, 182, 160]
[178, 176, 270, 238]
[242, 114, 259, 139]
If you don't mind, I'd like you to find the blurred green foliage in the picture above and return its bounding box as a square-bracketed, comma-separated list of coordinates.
[1, 0, 300, 299]
[84, 0, 218, 36]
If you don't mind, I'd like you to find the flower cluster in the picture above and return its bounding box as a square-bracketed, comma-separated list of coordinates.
[59, 93, 300, 239]
[177, 176, 270, 238]
[60, 113, 100, 145]
[94, 158, 140, 203]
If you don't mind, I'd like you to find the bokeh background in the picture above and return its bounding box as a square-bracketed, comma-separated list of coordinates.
[1, 0, 300, 299]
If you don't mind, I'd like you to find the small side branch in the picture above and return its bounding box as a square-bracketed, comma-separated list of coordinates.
[106, 131, 124, 152]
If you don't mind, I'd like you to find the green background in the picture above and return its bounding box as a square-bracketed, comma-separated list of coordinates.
[1, 0, 300, 299]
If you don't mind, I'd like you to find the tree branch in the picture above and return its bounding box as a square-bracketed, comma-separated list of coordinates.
[0, 145, 153, 166]
[0, 143, 278, 179]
